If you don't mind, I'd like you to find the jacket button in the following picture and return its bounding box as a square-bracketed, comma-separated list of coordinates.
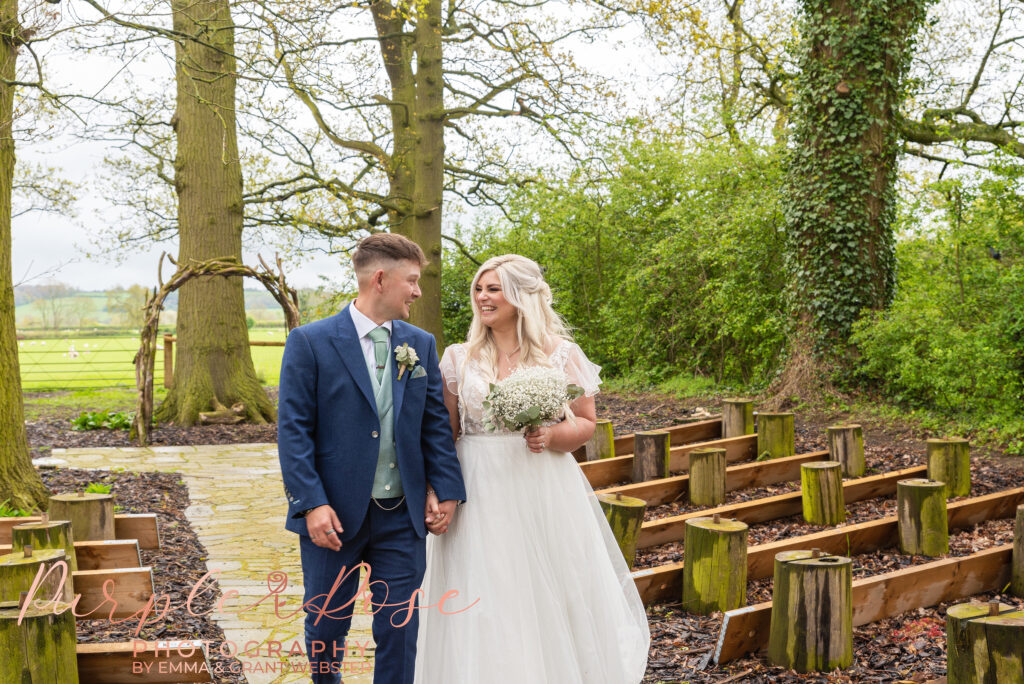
[385, 485, 391, 491]
[389, 463, 396, 469]
[371, 431, 379, 438]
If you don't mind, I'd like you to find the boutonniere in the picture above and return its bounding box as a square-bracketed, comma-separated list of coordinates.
[394, 343, 420, 380]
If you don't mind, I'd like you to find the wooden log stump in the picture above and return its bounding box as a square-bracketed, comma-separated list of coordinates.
[12, 519, 77, 573]
[897, 479, 949, 557]
[632, 431, 670, 483]
[597, 493, 647, 569]
[947, 600, 1024, 684]
[689, 447, 727, 507]
[801, 461, 846, 525]
[927, 438, 971, 498]
[585, 420, 615, 461]
[768, 550, 853, 673]
[722, 398, 755, 439]
[757, 412, 794, 460]
[0, 548, 72, 603]
[1013, 504, 1024, 598]
[682, 515, 748, 615]
[50, 492, 115, 541]
[0, 599, 79, 682]
[826, 424, 865, 477]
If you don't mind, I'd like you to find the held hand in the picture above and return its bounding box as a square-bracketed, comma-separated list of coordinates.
[426, 499, 458, 535]
[424, 489, 441, 526]
[525, 425, 552, 453]
[306, 505, 343, 551]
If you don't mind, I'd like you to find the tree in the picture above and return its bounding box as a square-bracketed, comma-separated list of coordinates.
[0, 0, 49, 510]
[33, 279, 75, 329]
[153, 0, 274, 426]
[106, 284, 149, 328]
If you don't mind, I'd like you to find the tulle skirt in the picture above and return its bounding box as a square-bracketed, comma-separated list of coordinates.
[414, 433, 650, 683]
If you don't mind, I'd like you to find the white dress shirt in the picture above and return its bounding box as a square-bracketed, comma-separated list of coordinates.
[349, 301, 392, 379]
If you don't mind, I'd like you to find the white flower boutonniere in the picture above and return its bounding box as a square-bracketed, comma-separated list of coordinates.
[395, 343, 420, 380]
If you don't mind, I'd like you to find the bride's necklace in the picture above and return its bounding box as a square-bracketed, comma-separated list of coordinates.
[497, 345, 520, 374]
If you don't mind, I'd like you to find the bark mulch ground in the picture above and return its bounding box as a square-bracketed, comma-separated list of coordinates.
[39, 468, 246, 684]
[26, 387, 1024, 683]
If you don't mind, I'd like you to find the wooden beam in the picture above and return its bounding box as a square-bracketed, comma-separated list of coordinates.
[638, 465, 927, 549]
[599, 450, 827, 507]
[0, 539, 142, 570]
[77, 640, 212, 683]
[632, 486, 1024, 606]
[614, 418, 722, 456]
[72, 567, 155, 619]
[714, 544, 1012, 664]
[582, 434, 757, 489]
[0, 514, 160, 549]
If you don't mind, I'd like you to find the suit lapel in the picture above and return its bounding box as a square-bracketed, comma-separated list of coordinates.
[390, 323, 408, 420]
[329, 306, 378, 413]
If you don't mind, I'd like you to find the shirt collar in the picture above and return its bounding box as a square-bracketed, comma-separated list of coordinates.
[350, 300, 392, 340]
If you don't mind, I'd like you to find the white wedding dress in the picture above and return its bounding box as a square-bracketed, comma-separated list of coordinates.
[414, 340, 650, 684]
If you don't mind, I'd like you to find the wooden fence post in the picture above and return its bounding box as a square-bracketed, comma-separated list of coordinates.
[682, 515, 748, 615]
[163, 334, 174, 389]
[1013, 504, 1024, 598]
[827, 424, 865, 477]
[757, 412, 795, 460]
[947, 600, 1024, 684]
[597, 493, 646, 569]
[926, 438, 971, 498]
[897, 479, 949, 557]
[722, 398, 755, 439]
[632, 431, 670, 483]
[586, 420, 615, 461]
[49, 493, 115, 542]
[689, 447, 727, 507]
[801, 461, 846, 525]
[0, 597, 79, 681]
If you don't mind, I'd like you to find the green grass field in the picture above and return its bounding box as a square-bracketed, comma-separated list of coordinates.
[17, 330, 287, 391]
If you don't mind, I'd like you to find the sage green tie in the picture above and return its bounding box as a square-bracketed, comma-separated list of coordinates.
[368, 326, 389, 383]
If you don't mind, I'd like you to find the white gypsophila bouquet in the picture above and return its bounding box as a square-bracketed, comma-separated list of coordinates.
[482, 366, 584, 433]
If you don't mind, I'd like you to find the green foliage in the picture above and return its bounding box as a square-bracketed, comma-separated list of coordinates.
[84, 482, 113, 494]
[0, 499, 32, 517]
[442, 134, 789, 387]
[246, 316, 255, 329]
[71, 410, 134, 431]
[784, 0, 935, 348]
[851, 164, 1024, 453]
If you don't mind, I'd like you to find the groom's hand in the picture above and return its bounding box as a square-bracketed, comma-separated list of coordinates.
[306, 505, 344, 550]
[426, 500, 457, 535]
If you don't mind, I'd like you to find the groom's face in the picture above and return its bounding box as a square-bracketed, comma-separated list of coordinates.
[379, 259, 423, 320]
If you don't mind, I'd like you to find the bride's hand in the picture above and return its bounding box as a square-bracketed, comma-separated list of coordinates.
[425, 488, 442, 531]
[525, 426, 552, 453]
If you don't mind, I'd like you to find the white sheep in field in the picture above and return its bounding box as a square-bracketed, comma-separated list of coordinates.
[67, 343, 79, 359]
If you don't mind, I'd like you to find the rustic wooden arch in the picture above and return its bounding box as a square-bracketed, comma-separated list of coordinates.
[131, 254, 300, 445]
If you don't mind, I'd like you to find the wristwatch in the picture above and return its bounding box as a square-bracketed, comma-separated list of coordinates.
[298, 508, 315, 517]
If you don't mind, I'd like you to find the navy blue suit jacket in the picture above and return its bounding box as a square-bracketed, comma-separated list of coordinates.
[277, 305, 466, 539]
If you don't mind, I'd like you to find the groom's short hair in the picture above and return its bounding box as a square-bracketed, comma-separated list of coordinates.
[352, 233, 428, 274]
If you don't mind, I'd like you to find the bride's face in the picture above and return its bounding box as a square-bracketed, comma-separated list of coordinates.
[474, 270, 517, 330]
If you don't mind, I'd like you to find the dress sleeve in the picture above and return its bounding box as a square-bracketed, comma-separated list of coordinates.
[563, 342, 602, 397]
[439, 343, 463, 395]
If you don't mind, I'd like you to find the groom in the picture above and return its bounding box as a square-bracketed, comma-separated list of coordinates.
[278, 233, 466, 684]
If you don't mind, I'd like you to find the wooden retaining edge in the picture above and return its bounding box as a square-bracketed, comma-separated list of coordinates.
[638, 464, 928, 549]
[573, 417, 723, 461]
[632, 486, 1024, 605]
[582, 434, 757, 489]
[0, 513, 160, 549]
[77, 640, 212, 683]
[0, 539, 142, 570]
[73, 567, 156, 619]
[599, 450, 828, 507]
[714, 543, 1013, 664]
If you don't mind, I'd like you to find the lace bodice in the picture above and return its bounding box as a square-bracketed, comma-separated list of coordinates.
[440, 339, 602, 436]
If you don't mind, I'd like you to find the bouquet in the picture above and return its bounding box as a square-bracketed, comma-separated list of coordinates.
[482, 366, 584, 433]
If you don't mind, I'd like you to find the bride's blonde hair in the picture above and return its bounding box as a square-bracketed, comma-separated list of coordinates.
[463, 254, 572, 379]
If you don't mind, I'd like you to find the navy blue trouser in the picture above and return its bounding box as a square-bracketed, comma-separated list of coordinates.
[300, 498, 425, 684]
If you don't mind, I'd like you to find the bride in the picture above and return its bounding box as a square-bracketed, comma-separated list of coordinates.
[415, 254, 650, 683]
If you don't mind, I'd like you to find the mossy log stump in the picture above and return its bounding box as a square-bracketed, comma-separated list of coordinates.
[801, 461, 846, 525]
[926, 438, 971, 498]
[632, 431, 670, 483]
[49, 492, 115, 541]
[12, 520, 77, 573]
[597, 493, 646, 569]
[689, 447, 727, 507]
[757, 412, 795, 460]
[586, 420, 615, 461]
[768, 550, 853, 673]
[722, 398, 755, 439]
[947, 601, 1024, 684]
[0, 600, 79, 682]
[681, 515, 748, 615]
[827, 424, 865, 477]
[1013, 504, 1024, 598]
[0, 548, 72, 604]
[897, 479, 949, 557]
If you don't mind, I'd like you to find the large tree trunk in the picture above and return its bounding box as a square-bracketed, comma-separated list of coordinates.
[782, 0, 932, 347]
[0, 0, 48, 511]
[370, 0, 445, 344]
[156, 0, 273, 426]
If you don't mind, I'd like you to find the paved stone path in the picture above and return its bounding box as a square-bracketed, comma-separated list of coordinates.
[47, 444, 375, 684]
